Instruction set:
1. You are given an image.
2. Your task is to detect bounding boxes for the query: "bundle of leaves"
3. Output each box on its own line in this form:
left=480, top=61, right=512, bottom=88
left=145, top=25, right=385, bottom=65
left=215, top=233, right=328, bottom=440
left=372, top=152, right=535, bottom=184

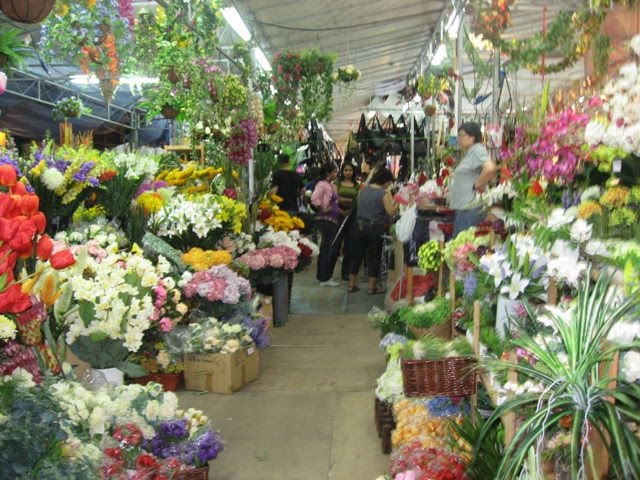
left=399, top=297, right=452, bottom=329
left=404, top=334, right=474, bottom=360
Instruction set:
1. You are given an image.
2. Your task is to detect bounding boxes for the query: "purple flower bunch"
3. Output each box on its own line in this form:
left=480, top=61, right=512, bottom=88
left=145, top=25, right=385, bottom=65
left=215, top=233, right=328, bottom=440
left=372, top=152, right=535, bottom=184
left=526, top=108, right=590, bottom=184
left=147, top=419, right=224, bottom=467
left=237, top=246, right=299, bottom=271
left=135, top=179, right=169, bottom=199
left=238, top=315, right=271, bottom=349
left=182, top=265, right=252, bottom=305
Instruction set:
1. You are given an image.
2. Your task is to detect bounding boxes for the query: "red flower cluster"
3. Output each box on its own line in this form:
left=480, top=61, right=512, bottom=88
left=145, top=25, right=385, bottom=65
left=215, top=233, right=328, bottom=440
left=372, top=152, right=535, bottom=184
left=102, top=424, right=187, bottom=480
left=0, top=164, right=76, bottom=314
left=391, top=441, right=468, bottom=480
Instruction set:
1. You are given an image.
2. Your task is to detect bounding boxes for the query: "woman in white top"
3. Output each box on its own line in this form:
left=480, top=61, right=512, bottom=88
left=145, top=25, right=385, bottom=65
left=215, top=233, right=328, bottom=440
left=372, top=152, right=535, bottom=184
left=448, top=122, right=496, bottom=238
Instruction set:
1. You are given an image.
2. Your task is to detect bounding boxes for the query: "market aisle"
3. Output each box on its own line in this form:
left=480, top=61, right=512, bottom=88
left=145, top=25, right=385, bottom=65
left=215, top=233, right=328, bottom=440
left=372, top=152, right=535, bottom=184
left=177, top=267, right=390, bottom=480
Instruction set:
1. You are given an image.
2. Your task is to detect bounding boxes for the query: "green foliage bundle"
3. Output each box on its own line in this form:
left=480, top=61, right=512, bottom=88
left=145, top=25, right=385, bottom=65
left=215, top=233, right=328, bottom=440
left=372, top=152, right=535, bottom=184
left=404, top=334, right=474, bottom=360
left=400, top=297, right=452, bottom=329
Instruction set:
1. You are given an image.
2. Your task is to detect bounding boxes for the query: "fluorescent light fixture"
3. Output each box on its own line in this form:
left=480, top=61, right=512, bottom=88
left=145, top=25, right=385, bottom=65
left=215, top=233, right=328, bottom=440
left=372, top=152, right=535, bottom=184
left=432, top=44, right=447, bottom=66
left=70, top=75, right=159, bottom=85
left=221, top=7, right=252, bottom=41
left=254, top=47, right=272, bottom=72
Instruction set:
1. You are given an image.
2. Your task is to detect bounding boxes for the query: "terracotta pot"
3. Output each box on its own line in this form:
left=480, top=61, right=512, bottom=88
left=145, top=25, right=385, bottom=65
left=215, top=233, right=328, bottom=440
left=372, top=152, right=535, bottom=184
left=166, top=66, right=180, bottom=84
left=161, top=105, right=179, bottom=120
left=0, top=0, right=55, bottom=23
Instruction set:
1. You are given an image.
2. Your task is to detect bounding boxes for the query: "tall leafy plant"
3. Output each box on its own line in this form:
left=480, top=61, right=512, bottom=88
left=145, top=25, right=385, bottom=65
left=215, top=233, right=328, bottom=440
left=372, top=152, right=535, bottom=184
left=477, top=265, right=640, bottom=479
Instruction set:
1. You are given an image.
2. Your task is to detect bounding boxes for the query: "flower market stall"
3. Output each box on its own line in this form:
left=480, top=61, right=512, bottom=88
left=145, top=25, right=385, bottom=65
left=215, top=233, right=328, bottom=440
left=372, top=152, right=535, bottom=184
left=0, top=0, right=639, bottom=479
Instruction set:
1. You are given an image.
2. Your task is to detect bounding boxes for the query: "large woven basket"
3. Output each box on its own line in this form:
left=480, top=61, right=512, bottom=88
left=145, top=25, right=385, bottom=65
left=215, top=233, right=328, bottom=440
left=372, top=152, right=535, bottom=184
left=401, top=357, right=476, bottom=397
left=182, top=464, right=209, bottom=480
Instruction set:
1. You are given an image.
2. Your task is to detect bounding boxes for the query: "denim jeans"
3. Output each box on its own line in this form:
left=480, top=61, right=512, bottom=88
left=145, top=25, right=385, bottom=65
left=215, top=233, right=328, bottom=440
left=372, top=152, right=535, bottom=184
left=453, top=207, right=485, bottom=238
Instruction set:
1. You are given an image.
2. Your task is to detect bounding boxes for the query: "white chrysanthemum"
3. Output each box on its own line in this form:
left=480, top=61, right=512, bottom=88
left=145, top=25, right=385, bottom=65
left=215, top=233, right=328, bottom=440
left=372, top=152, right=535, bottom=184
left=629, top=34, right=640, bottom=56
left=41, top=168, right=65, bottom=190
left=0, top=315, right=16, bottom=340
left=570, top=219, right=592, bottom=244
left=620, top=351, right=640, bottom=383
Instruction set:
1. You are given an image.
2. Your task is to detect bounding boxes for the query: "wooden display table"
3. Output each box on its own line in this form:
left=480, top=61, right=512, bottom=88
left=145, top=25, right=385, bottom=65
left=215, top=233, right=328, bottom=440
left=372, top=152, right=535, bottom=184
left=164, top=144, right=205, bottom=164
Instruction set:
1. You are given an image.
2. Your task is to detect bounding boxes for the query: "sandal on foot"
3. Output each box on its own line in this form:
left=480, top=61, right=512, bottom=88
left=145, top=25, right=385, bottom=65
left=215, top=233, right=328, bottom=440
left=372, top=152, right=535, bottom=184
left=347, top=286, right=360, bottom=293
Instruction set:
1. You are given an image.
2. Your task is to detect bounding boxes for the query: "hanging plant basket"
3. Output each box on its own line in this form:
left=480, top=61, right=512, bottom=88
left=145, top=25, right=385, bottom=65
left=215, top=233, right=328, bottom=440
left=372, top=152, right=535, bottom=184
left=161, top=105, right=179, bottom=120
left=96, top=69, right=119, bottom=104
left=0, top=0, right=55, bottom=23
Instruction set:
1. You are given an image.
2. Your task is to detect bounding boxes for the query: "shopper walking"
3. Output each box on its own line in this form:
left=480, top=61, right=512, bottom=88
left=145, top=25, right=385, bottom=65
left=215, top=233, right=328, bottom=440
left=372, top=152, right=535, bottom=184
left=330, top=162, right=359, bottom=281
left=311, top=162, right=341, bottom=287
left=347, top=167, right=397, bottom=295
left=448, top=122, right=496, bottom=238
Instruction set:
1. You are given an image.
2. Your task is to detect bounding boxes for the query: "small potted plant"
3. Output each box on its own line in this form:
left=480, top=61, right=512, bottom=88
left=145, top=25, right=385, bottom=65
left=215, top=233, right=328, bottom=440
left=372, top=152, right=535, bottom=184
left=130, top=341, right=185, bottom=392
left=52, top=97, right=91, bottom=121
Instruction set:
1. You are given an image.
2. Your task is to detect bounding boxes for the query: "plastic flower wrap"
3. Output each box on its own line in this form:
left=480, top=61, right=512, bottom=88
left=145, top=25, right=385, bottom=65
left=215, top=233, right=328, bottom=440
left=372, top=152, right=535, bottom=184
left=56, top=249, right=172, bottom=372
left=390, top=441, right=468, bottom=480
left=183, top=317, right=254, bottom=354
left=150, top=192, right=247, bottom=251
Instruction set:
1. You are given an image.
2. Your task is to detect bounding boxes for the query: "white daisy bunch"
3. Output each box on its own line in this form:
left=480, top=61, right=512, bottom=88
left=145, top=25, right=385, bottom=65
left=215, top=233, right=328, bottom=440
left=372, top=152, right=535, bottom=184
left=256, top=226, right=301, bottom=254
left=59, top=249, right=170, bottom=352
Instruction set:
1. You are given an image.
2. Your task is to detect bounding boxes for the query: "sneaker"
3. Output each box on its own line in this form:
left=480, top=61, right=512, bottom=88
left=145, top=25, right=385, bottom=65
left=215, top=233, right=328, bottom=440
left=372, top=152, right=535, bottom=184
left=319, top=279, right=340, bottom=287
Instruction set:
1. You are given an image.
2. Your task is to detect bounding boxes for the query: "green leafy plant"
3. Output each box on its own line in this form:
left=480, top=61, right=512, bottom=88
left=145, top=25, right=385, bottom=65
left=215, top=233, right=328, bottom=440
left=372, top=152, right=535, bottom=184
left=52, top=97, right=91, bottom=121
left=400, top=297, right=452, bottom=329
left=477, top=265, right=640, bottom=479
left=404, top=334, right=473, bottom=360
left=0, top=28, right=33, bottom=70
left=452, top=413, right=505, bottom=480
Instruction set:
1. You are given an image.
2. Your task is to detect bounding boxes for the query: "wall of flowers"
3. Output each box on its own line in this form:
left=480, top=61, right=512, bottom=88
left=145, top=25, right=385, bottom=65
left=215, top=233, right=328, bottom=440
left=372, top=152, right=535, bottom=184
left=370, top=33, right=640, bottom=480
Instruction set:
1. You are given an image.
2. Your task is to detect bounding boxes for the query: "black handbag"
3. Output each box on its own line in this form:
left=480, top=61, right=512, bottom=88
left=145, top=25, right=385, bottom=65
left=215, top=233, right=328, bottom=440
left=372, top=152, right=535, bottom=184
left=402, top=117, right=427, bottom=156
left=382, top=114, right=402, bottom=155
left=368, top=115, right=384, bottom=149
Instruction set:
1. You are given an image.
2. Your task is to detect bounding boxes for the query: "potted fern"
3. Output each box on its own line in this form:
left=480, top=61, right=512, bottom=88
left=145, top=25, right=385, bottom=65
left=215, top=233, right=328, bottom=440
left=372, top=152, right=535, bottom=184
left=0, top=29, right=32, bottom=70
left=477, top=265, right=640, bottom=479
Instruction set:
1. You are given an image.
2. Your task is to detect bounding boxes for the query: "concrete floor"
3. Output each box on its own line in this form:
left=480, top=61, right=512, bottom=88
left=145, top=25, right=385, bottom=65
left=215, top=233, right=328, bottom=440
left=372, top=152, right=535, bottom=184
left=177, top=263, right=391, bottom=480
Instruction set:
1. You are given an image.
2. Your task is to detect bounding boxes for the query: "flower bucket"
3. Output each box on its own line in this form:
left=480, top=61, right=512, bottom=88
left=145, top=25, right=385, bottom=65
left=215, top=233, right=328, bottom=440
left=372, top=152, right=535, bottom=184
left=89, top=367, right=124, bottom=387
left=496, top=295, right=523, bottom=339
left=272, top=275, right=289, bottom=327
left=132, top=373, right=182, bottom=392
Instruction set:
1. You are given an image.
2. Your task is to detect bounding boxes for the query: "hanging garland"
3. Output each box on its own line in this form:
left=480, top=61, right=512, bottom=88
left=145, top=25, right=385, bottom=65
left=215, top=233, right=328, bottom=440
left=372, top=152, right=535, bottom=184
left=468, top=0, right=606, bottom=75
left=497, top=10, right=605, bottom=74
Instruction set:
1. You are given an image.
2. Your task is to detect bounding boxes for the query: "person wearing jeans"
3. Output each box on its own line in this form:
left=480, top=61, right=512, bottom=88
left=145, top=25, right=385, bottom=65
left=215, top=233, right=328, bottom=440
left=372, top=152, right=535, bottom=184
left=311, top=162, right=341, bottom=287
left=347, top=167, right=398, bottom=295
left=448, top=122, right=496, bottom=238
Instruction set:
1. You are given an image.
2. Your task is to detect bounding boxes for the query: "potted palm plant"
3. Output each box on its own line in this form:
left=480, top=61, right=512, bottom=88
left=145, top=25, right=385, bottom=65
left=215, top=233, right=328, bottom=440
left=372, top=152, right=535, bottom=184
left=477, top=265, right=640, bottom=479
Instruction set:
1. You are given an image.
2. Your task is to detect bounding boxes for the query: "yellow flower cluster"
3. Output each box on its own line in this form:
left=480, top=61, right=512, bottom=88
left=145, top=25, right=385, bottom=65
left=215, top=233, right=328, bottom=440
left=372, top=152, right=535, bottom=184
left=156, top=163, right=223, bottom=189
left=264, top=209, right=305, bottom=232
left=391, top=399, right=471, bottom=459
left=215, top=194, right=247, bottom=233
left=72, top=205, right=106, bottom=223
left=577, top=200, right=603, bottom=220
left=600, top=186, right=629, bottom=209
left=136, top=191, right=165, bottom=214
left=182, top=248, right=232, bottom=271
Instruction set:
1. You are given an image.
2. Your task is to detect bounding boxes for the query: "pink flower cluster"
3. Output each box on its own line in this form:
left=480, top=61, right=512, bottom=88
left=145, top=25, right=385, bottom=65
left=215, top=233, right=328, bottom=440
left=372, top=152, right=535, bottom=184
left=237, top=246, right=299, bottom=271
left=453, top=243, right=476, bottom=274
left=151, top=282, right=172, bottom=333
left=182, top=265, right=251, bottom=305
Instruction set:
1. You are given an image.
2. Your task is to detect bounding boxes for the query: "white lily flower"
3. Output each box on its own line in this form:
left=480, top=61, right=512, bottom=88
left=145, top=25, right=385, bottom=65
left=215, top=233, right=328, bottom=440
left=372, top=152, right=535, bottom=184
left=500, top=273, right=530, bottom=300
left=570, top=219, right=592, bottom=244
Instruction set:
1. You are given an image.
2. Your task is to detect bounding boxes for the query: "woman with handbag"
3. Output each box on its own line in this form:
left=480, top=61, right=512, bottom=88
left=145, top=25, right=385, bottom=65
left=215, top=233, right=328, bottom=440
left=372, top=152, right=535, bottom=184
left=311, top=162, right=341, bottom=287
left=448, top=122, right=496, bottom=238
left=347, top=167, right=398, bottom=295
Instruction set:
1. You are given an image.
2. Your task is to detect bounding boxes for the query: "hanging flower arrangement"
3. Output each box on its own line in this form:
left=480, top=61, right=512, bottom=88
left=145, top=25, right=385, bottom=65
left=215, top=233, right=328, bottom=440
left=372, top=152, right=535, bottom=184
left=335, top=65, right=361, bottom=83
left=469, top=0, right=514, bottom=45
left=39, top=0, right=134, bottom=82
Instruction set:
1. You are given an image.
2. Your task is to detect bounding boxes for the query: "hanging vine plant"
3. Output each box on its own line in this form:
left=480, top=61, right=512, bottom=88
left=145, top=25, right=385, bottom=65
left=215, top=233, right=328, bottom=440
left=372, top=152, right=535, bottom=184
left=497, top=9, right=606, bottom=75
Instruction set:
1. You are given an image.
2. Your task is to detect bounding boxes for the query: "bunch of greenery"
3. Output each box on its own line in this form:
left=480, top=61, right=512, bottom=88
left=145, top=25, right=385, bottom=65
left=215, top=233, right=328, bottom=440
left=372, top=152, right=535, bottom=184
left=399, top=297, right=452, bottom=329
left=0, top=375, right=98, bottom=479
left=404, top=334, right=474, bottom=360
left=368, top=307, right=409, bottom=337
left=477, top=266, right=640, bottom=478
left=0, top=29, right=33, bottom=70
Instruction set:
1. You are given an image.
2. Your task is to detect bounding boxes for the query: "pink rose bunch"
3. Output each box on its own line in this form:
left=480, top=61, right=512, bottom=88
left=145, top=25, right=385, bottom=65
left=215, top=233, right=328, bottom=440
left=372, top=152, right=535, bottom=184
left=182, top=265, right=251, bottom=305
left=237, top=246, right=299, bottom=272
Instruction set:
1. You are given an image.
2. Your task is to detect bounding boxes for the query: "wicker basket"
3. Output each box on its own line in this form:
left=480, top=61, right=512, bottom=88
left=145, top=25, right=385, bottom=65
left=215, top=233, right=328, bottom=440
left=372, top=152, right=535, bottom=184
left=401, top=357, right=476, bottom=397
left=409, top=321, right=451, bottom=340
left=182, top=464, right=209, bottom=480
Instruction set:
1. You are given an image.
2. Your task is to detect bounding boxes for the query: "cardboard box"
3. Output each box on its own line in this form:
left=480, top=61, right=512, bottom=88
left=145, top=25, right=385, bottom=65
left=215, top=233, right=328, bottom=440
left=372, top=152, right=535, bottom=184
left=184, top=346, right=259, bottom=394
